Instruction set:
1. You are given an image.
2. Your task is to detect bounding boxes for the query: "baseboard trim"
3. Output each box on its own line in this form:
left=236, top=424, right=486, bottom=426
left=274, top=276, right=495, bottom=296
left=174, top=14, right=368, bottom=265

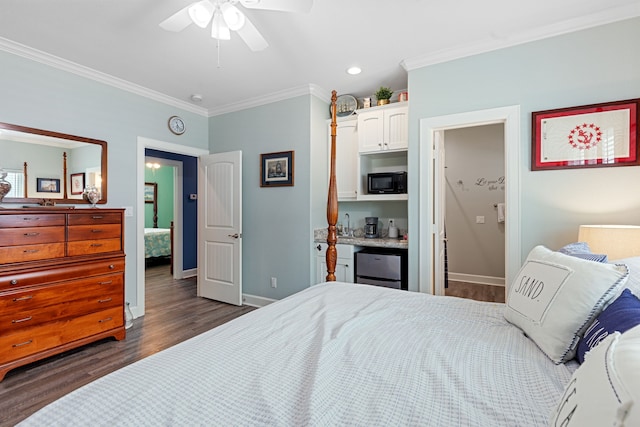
left=242, top=294, right=276, bottom=308
left=449, top=272, right=505, bottom=287
left=181, top=268, right=197, bottom=279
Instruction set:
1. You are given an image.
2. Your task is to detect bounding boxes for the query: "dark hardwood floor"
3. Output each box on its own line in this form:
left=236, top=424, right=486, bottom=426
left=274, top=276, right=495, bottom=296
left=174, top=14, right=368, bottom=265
left=445, top=280, right=506, bottom=303
left=0, top=264, right=255, bottom=426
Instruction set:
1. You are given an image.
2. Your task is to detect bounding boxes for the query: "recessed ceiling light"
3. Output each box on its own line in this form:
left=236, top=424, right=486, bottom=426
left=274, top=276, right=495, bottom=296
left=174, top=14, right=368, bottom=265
left=346, top=66, right=362, bottom=75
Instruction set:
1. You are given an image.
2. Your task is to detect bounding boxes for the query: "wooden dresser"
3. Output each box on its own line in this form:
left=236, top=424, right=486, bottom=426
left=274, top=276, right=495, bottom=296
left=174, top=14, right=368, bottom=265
left=0, top=208, right=125, bottom=381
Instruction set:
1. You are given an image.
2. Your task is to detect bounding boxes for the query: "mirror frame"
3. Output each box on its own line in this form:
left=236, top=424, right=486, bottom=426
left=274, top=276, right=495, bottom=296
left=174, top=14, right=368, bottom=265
left=0, top=121, right=107, bottom=205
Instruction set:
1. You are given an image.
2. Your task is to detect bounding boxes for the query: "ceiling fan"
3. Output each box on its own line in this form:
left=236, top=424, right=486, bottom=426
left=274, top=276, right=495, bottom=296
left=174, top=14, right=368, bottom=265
left=160, top=0, right=313, bottom=52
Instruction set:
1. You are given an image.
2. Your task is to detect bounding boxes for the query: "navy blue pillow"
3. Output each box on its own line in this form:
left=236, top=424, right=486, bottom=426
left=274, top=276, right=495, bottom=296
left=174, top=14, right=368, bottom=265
left=576, top=289, right=640, bottom=363
left=558, top=242, right=608, bottom=263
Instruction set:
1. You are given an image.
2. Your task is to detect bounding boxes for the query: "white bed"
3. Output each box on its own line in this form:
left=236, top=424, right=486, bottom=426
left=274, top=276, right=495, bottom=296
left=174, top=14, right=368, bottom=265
left=18, top=282, right=575, bottom=426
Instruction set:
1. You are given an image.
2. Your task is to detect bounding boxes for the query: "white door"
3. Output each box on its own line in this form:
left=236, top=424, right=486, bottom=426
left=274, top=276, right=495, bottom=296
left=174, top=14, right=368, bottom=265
left=197, top=151, right=242, bottom=305
left=433, top=130, right=446, bottom=296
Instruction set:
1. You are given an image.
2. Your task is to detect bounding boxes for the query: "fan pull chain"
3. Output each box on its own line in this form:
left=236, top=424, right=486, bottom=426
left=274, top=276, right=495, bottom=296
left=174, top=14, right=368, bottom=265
left=216, top=39, right=222, bottom=68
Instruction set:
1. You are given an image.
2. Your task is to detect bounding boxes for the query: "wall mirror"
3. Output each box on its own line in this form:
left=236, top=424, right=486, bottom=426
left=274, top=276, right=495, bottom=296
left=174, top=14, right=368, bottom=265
left=0, top=122, right=107, bottom=205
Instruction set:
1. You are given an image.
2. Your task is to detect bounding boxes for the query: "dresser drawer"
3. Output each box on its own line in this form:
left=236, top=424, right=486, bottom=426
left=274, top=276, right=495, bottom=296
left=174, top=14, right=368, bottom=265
left=0, top=258, right=125, bottom=291
left=67, top=238, right=122, bottom=256
left=0, top=243, right=65, bottom=264
left=0, top=226, right=65, bottom=247
left=0, top=214, right=65, bottom=228
left=68, top=224, right=121, bottom=241
left=68, top=213, right=121, bottom=226
left=0, top=307, right=123, bottom=365
left=0, top=273, right=123, bottom=332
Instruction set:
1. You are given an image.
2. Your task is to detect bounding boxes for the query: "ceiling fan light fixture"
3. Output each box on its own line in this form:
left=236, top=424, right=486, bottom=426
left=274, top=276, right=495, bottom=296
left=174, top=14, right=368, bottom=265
left=221, top=3, right=246, bottom=31
left=211, top=10, right=231, bottom=40
left=188, top=0, right=215, bottom=28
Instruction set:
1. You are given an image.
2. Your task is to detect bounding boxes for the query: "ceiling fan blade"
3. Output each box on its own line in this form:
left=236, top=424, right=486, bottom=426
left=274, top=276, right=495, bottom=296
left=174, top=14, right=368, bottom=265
left=239, top=0, right=313, bottom=13
left=236, top=15, right=268, bottom=51
left=159, top=4, right=195, bottom=32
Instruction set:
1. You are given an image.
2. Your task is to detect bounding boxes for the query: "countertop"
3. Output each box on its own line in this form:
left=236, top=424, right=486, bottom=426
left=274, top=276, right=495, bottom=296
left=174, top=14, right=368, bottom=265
left=314, top=229, right=407, bottom=249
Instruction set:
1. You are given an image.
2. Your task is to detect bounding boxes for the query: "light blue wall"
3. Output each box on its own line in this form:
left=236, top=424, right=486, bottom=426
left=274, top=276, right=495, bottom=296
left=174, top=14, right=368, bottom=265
left=0, top=50, right=209, bottom=309
left=407, top=17, right=640, bottom=287
left=210, top=95, right=325, bottom=299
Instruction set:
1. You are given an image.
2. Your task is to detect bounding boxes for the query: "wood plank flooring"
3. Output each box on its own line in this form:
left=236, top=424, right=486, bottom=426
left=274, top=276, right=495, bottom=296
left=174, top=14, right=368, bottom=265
left=0, top=264, right=255, bottom=426
left=445, top=280, right=506, bottom=303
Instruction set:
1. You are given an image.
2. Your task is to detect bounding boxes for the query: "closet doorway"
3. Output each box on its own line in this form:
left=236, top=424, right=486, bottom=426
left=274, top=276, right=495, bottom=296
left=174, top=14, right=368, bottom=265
left=418, top=105, right=521, bottom=298
left=442, top=124, right=506, bottom=302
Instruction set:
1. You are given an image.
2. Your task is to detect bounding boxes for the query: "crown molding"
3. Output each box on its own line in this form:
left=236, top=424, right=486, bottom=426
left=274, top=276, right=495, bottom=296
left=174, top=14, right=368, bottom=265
left=207, top=83, right=331, bottom=117
left=0, top=36, right=209, bottom=116
left=401, top=4, right=640, bottom=71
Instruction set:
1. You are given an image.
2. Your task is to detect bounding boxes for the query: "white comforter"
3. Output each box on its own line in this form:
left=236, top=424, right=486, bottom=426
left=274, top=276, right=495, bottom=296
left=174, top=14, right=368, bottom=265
left=20, top=282, right=574, bottom=426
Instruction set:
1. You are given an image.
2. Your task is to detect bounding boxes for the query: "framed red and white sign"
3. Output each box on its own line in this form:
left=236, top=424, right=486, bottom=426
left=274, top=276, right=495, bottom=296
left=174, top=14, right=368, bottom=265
left=531, top=98, right=639, bottom=170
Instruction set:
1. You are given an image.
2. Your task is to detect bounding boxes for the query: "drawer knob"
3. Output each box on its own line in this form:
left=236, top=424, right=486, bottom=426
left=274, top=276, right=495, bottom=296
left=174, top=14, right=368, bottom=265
left=13, top=295, right=33, bottom=302
left=24, top=232, right=40, bottom=237
left=23, top=217, right=40, bottom=221
left=10, top=279, right=18, bottom=285
left=12, top=316, right=33, bottom=324
left=108, top=264, right=115, bottom=270
left=12, top=340, right=33, bottom=348
left=99, top=317, right=113, bottom=323
left=98, top=280, right=113, bottom=285
left=90, top=243, right=103, bottom=247
left=98, top=298, right=113, bottom=303
left=23, top=249, right=39, bottom=254
left=92, top=215, right=104, bottom=219
left=91, top=229, right=103, bottom=233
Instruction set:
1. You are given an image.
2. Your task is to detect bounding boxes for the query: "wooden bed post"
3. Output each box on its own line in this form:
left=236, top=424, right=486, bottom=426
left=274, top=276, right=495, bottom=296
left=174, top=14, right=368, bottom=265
left=326, top=90, right=338, bottom=281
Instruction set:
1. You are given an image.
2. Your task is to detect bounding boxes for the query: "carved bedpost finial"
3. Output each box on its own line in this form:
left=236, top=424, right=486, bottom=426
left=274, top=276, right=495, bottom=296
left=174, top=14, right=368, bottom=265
left=326, top=90, right=338, bottom=281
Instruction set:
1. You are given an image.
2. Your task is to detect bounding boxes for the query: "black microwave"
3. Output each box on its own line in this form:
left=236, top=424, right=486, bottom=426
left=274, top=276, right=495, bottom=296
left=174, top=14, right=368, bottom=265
left=368, top=172, right=407, bottom=194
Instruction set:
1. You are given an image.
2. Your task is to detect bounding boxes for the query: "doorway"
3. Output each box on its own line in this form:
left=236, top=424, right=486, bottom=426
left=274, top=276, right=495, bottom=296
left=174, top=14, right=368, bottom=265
left=135, top=137, right=209, bottom=318
left=144, top=156, right=180, bottom=273
left=442, top=124, right=506, bottom=302
left=418, top=105, right=521, bottom=297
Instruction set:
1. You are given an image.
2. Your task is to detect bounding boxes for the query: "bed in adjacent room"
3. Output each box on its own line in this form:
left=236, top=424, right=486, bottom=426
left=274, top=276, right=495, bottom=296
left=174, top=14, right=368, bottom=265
left=144, top=227, right=172, bottom=259
left=17, top=92, right=640, bottom=426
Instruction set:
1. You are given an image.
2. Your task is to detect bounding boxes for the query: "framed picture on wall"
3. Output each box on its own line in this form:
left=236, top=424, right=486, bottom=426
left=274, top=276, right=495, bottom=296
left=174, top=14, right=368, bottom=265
left=531, top=98, right=640, bottom=170
left=36, top=178, right=60, bottom=193
left=260, top=150, right=294, bottom=187
left=70, top=172, right=85, bottom=195
left=144, top=182, right=157, bottom=203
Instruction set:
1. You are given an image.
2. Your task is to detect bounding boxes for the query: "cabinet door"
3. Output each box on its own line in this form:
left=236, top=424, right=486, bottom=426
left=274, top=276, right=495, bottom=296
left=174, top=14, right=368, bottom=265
left=314, top=243, right=354, bottom=283
left=357, top=111, right=384, bottom=153
left=316, top=258, right=352, bottom=283
left=335, top=259, right=352, bottom=283
left=384, top=107, right=408, bottom=150
left=330, top=119, right=358, bottom=200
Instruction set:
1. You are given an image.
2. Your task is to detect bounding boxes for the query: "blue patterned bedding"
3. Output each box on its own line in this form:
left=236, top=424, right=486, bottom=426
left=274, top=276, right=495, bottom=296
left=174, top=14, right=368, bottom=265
left=144, top=228, right=171, bottom=258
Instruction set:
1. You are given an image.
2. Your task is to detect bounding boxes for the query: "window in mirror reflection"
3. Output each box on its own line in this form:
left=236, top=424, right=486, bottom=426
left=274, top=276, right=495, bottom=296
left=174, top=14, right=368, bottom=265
left=4, top=169, right=24, bottom=198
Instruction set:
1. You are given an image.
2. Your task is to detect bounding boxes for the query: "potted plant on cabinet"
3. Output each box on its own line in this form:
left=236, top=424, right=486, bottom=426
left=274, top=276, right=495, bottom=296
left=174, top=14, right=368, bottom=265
left=375, top=86, right=393, bottom=106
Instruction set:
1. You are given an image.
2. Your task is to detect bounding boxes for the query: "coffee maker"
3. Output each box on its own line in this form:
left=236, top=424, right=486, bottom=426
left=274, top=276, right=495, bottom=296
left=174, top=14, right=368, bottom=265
left=364, top=217, right=379, bottom=238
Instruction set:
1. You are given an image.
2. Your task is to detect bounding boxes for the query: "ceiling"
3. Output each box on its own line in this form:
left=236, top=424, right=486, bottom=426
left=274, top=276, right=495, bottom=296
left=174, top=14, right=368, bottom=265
left=1, top=0, right=639, bottom=116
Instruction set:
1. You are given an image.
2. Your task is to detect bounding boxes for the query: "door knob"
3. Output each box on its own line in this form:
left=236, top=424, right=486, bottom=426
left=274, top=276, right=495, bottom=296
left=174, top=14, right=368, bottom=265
left=228, top=233, right=239, bottom=239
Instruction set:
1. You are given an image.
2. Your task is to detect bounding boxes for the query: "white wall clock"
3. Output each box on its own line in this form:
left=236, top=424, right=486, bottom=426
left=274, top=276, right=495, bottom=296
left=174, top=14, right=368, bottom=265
left=168, top=115, right=186, bottom=135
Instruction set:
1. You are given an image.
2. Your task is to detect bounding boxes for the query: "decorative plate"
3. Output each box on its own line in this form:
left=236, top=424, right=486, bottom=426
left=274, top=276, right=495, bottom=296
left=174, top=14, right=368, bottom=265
left=334, top=95, right=358, bottom=117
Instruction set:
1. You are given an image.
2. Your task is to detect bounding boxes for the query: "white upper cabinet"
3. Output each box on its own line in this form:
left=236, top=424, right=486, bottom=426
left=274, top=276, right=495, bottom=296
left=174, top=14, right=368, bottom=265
left=357, top=104, right=408, bottom=153
left=328, top=118, right=359, bottom=200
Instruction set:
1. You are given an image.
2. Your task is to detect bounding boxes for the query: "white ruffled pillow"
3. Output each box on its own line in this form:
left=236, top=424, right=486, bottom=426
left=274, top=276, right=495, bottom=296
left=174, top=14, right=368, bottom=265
left=550, top=325, right=640, bottom=426
left=504, top=245, right=628, bottom=363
